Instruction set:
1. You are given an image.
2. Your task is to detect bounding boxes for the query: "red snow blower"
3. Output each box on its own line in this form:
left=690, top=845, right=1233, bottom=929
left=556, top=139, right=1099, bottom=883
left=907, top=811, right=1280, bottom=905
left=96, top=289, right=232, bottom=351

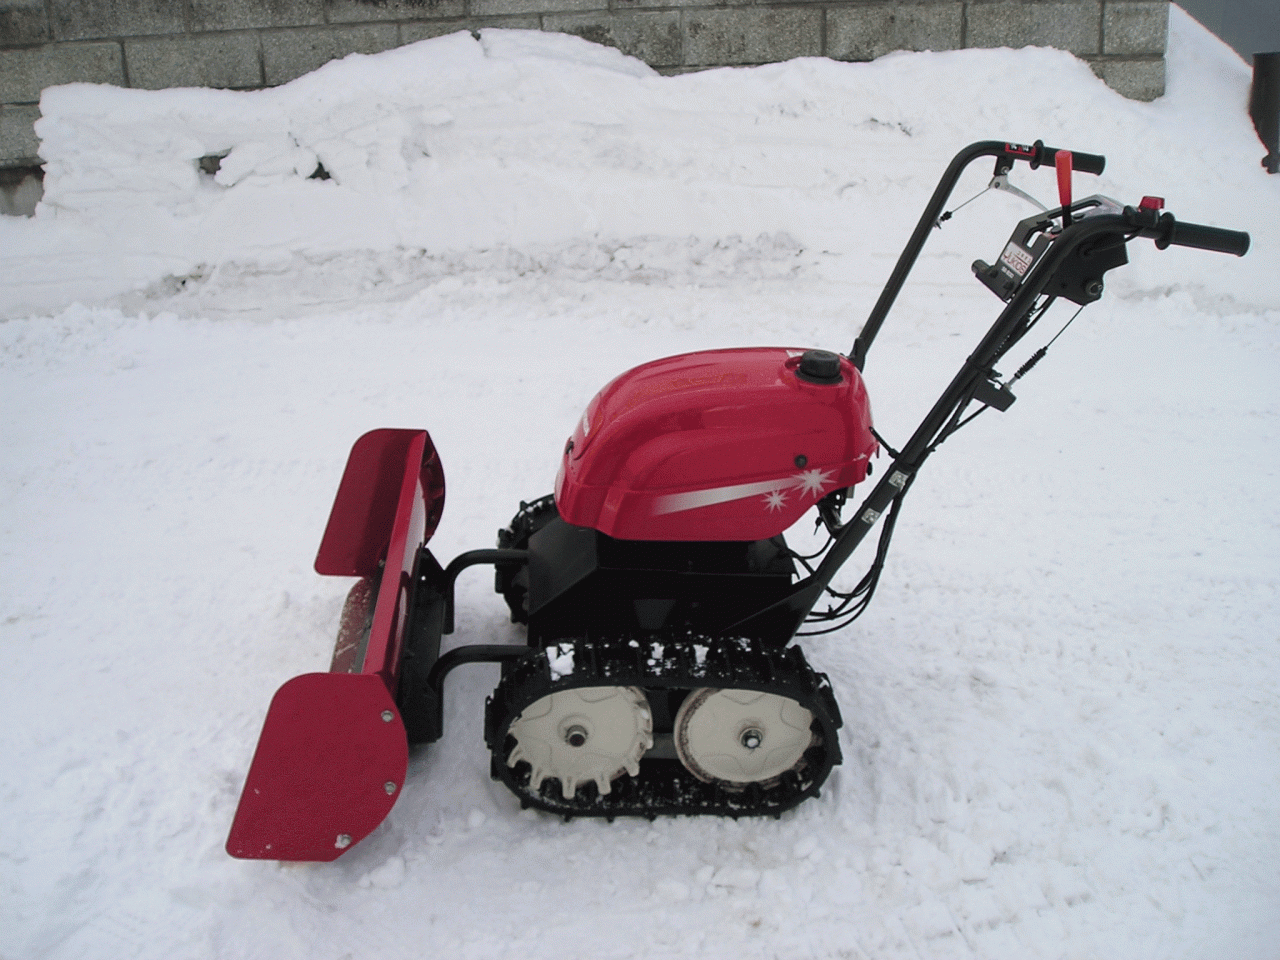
left=227, top=140, right=1249, bottom=861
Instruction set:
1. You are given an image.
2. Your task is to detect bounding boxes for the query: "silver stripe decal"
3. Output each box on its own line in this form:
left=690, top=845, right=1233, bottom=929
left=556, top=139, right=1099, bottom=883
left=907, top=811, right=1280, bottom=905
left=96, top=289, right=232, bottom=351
left=651, top=465, right=852, bottom=516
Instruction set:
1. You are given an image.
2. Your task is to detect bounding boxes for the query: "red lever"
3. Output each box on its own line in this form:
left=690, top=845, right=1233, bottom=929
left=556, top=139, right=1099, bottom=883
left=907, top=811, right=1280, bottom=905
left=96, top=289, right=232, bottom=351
left=1139, top=196, right=1165, bottom=211
left=1055, top=150, right=1073, bottom=222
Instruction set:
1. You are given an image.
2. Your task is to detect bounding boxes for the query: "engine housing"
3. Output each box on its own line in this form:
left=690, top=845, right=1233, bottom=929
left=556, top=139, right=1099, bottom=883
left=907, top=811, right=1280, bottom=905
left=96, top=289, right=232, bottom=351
left=554, top=348, right=877, bottom=541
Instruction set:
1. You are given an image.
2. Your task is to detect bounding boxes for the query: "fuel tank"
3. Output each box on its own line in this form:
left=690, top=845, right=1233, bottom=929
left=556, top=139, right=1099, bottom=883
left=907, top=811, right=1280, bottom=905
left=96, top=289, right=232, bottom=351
left=554, top=348, right=877, bottom=541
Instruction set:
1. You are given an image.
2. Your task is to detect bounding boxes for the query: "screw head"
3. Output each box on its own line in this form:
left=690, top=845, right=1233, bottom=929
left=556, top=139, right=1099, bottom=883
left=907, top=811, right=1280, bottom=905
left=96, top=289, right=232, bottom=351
left=384, top=781, right=397, bottom=795
left=335, top=834, right=352, bottom=849
left=740, top=728, right=763, bottom=750
left=381, top=710, right=394, bottom=723
left=564, top=724, right=589, bottom=748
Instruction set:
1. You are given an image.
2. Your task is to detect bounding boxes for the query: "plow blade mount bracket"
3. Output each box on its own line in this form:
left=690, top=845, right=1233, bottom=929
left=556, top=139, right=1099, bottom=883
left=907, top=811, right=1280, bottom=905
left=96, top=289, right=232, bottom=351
left=226, top=673, right=409, bottom=861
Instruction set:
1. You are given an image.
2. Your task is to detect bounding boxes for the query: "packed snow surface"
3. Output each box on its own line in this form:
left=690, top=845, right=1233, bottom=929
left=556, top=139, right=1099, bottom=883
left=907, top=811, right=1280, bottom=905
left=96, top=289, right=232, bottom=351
left=2, top=8, right=1278, bottom=959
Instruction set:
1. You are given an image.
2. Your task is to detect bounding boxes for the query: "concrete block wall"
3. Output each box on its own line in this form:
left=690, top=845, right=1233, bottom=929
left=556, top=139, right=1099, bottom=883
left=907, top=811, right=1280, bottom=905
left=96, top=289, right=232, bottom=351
left=1, top=0, right=1168, bottom=169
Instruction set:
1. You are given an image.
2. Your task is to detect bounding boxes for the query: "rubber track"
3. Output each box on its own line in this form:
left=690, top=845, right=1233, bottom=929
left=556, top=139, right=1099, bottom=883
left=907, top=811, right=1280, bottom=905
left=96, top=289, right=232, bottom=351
left=484, top=634, right=843, bottom=819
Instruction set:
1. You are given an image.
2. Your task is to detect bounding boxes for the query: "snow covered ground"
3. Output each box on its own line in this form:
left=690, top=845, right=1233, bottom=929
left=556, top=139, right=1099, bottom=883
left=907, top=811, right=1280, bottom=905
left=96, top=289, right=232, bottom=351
left=1, top=7, right=1277, bottom=959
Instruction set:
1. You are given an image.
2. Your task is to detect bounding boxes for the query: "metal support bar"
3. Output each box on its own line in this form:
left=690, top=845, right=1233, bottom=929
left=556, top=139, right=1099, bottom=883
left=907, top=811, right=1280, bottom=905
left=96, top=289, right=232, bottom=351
left=850, top=142, right=1027, bottom=369
left=425, top=644, right=534, bottom=700
left=442, top=548, right=528, bottom=632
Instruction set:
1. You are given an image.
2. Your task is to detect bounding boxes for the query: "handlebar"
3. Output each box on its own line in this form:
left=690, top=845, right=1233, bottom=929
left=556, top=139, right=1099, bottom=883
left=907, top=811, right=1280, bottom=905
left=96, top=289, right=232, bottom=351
left=853, top=138, right=1108, bottom=369
left=1054, top=148, right=1106, bottom=176
left=1000, top=140, right=1106, bottom=175
left=1117, top=205, right=1251, bottom=257
left=1153, top=213, right=1251, bottom=256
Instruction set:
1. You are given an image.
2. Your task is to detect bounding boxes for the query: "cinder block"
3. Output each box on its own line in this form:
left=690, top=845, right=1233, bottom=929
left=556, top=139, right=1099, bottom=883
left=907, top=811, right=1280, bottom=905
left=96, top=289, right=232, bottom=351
left=0, top=42, right=125, bottom=102
left=126, top=33, right=264, bottom=90
left=827, top=3, right=962, bottom=61
left=1103, top=1, right=1167, bottom=55
left=627, top=0, right=750, bottom=8
left=399, top=17, right=540, bottom=43
left=0, top=102, right=39, bottom=163
left=400, top=19, right=470, bottom=43
left=1, top=0, right=50, bottom=45
left=965, top=1, right=1101, bottom=56
left=1093, top=55, right=1163, bottom=99
left=262, top=24, right=400, bottom=84
left=328, top=0, right=466, bottom=24
left=190, top=0, right=325, bottom=32
left=471, top=0, right=600, bottom=18
left=50, top=0, right=185, bottom=42
left=684, top=8, right=821, bottom=65
left=543, top=12, right=681, bottom=66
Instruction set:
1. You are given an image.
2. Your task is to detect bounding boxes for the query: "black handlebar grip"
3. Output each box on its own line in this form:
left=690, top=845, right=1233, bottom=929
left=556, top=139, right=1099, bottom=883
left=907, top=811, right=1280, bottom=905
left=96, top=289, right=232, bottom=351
left=1158, top=217, right=1251, bottom=256
left=1065, top=150, right=1106, bottom=175
left=1030, top=141, right=1106, bottom=174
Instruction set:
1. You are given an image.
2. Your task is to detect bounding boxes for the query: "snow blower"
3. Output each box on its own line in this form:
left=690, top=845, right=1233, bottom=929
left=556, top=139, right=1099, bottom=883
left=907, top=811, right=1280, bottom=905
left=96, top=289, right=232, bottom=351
left=227, top=140, right=1249, bottom=861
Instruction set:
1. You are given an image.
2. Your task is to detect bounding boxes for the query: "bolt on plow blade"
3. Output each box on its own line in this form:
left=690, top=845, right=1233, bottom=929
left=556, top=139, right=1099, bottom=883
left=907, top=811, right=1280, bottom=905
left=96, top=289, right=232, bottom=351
left=225, top=673, right=408, bottom=861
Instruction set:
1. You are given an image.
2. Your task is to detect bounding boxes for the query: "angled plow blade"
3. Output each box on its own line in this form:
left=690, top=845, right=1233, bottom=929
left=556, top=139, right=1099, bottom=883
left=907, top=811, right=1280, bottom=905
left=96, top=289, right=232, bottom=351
left=228, top=429, right=444, bottom=861
left=225, top=673, right=408, bottom=861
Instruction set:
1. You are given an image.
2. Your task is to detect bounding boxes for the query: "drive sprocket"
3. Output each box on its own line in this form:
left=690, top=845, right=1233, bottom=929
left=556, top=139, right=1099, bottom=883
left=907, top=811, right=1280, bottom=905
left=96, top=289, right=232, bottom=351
left=506, top=685, right=653, bottom=798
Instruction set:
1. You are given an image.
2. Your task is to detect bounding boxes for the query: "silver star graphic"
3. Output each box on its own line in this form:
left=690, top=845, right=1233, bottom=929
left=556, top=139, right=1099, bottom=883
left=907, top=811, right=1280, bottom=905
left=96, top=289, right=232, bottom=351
left=793, top=468, right=834, bottom=498
left=762, top=489, right=789, bottom=512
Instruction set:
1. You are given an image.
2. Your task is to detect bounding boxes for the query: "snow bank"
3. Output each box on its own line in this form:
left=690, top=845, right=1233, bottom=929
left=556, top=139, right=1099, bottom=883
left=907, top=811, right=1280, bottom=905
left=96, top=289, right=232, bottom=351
left=1, top=14, right=1276, bottom=319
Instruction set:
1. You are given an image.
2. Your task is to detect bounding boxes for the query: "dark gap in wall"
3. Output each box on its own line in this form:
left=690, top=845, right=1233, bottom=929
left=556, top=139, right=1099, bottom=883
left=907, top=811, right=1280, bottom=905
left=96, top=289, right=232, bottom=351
left=197, top=152, right=229, bottom=176
left=0, top=164, right=43, bottom=217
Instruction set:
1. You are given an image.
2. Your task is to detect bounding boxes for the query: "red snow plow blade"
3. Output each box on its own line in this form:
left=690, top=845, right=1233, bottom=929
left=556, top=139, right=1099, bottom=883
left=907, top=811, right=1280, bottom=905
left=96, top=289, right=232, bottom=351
left=227, top=429, right=444, bottom=861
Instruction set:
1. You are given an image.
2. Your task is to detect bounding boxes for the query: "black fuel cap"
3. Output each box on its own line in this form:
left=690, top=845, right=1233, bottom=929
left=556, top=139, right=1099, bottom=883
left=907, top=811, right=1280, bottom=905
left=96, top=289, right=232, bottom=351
left=797, top=350, right=843, bottom=384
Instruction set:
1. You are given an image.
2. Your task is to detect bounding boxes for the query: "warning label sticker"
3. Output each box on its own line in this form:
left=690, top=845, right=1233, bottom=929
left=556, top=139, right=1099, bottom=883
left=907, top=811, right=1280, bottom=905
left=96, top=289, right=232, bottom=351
left=999, top=241, right=1034, bottom=277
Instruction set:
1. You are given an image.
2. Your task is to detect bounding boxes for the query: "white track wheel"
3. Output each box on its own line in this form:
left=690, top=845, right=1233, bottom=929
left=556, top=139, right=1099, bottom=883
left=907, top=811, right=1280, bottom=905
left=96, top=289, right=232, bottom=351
left=506, top=686, right=653, bottom=798
left=674, top=687, right=815, bottom=787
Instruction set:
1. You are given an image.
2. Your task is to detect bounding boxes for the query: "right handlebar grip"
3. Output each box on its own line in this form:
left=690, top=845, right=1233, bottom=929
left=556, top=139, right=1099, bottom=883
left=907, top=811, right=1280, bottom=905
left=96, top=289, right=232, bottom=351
left=1033, top=141, right=1106, bottom=175
left=1158, top=217, right=1251, bottom=256
left=1068, top=151, right=1106, bottom=175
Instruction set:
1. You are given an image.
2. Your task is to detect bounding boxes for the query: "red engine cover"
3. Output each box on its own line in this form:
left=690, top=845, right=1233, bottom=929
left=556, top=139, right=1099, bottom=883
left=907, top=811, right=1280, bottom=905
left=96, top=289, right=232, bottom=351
left=555, top=348, right=877, bottom=541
